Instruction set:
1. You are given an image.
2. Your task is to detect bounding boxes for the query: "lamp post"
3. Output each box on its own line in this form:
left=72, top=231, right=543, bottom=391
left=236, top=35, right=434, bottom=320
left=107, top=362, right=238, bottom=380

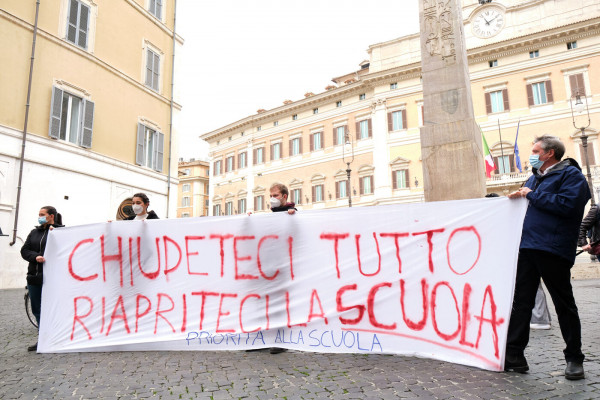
left=342, top=131, right=355, bottom=207
left=570, top=91, right=594, bottom=205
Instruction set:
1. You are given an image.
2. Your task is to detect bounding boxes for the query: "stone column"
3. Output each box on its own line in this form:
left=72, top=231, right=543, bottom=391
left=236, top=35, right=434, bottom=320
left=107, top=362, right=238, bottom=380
left=419, top=0, right=486, bottom=201
left=371, top=99, right=392, bottom=199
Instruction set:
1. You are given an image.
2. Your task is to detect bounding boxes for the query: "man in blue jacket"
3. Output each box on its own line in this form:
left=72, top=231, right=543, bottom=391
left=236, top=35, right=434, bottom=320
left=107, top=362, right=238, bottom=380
left=505, top=135, right=589, bottom=380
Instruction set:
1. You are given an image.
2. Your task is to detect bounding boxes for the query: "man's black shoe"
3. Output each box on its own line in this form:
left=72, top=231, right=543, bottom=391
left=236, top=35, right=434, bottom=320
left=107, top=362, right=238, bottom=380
left=269, top=347, right=287, bottom=354
left=565, top=361, right=585, bottom=380
left=504, top=353, right=529, bottom=373
left=27, top=342, right=37, bottom=352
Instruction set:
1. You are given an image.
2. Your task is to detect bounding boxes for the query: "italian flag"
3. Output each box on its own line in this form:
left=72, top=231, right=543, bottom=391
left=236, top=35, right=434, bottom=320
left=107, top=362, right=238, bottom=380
left=482, top=130, right=496, bottom=178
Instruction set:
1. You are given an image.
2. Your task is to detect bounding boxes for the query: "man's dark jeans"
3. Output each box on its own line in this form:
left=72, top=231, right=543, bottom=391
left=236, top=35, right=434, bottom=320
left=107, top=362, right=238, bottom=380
left=506, top=249, right=584, bottom=363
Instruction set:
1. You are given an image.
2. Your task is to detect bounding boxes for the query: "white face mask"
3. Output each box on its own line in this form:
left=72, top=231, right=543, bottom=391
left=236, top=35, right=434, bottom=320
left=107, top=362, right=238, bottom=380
left=270, top=197, right=281, bottom=208
left=132, top=204, right=144, bottom=215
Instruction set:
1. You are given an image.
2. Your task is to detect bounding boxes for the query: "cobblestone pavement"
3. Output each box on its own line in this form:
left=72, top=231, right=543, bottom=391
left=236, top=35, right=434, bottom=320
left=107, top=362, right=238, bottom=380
left=0, top=279, right=598, bottom=399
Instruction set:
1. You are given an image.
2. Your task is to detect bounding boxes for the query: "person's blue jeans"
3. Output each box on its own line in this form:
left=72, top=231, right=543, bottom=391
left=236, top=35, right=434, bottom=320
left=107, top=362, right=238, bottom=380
left=27, top=284, right=42, bottom=327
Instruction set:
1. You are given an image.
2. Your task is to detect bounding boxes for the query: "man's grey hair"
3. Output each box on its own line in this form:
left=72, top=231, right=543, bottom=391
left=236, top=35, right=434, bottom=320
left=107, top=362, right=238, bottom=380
left=533, top=135, right=565, bottom=161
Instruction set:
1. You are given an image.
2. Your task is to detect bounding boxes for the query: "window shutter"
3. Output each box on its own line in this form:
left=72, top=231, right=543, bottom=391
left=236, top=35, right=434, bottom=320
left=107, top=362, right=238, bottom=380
left=344, top=125, right=348, bottom=143
left=356, top=121, right=360, bottom=140
left=153, top=53, right=160, bottom=91
left=253, top=149, right=257, bottom=165
left=232, top=155, right=235, bottom=170
left=270, top=144, right=274, bottom=161
left=155, top=132, right=164, bottom=172
left=299, top=137, right=303, bottom=154
left=359, top=177, right=364, bottom=195
left=289, top=139, right=292, bottom=157
left=49, top=86, right=63, bottom=139
left=136, top=123, right=145, bottom=165
left=509, top=154, right=515, bottom=173
left=371, top=175, right=374, bottom=192
left=310, top=134, right=314, bottom=151
left=485, top=92, right=492, bottom=114
left=312, top=186, right=315, bottom=202
left=78, top=3, right=89, bottom=49
left=576, top=74, right=585, bottom=96
left=238, top=153, right=242, bottom=168
left=79, top=99, right=94, bottom=148
left=333, top=128, right=338, bottom=146
left=392, top=171, right=397, bottom=189
left=238, top=200, right=241, bottom=214
left=545, top=81, right=553, bottom=103
left=569, top=75, right=578, bottom=97
left=402, top=109, right=407, bottom=130
left=526, top=84, right=534, bottom=106
left=67, top=0, right=78, bottom=43
left=493, top=157, right=499, bottom=174
left=406, top=169, right=410, bottom=187
left=387, top=112, right=393, bottom=132
left=335, top=182, right=340, bottom=199
left=254, top=196, right=257, bottom=211
left=502, top=89, right=510, bottom=111
left=299, top=189, right=302, bottom=204
left=213, top=161, right=217, bottom=176
left=368, top=119, right=373, bottom=138
left=156, top=0, right=163, bottom=20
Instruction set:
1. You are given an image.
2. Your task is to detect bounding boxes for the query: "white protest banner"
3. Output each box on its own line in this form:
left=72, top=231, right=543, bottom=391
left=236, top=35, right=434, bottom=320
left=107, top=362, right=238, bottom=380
left=39, top=198, right=527, bottom=371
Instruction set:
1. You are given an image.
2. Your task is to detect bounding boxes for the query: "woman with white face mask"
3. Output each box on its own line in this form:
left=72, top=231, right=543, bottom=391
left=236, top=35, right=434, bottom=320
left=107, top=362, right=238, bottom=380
left=125, top=193, right=159, bottom=220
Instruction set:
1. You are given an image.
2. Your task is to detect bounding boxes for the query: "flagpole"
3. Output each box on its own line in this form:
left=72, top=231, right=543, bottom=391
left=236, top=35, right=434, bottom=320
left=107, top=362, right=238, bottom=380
left=514, top=119, right=522, bottom=173
left=498, top=119, right=505, bottom=173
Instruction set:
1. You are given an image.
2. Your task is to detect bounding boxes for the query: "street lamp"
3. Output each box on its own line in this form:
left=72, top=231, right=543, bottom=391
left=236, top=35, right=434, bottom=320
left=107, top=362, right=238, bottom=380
left=570, top=91, right=594, bottom=205
left=342, top=131, right=355, bottom=207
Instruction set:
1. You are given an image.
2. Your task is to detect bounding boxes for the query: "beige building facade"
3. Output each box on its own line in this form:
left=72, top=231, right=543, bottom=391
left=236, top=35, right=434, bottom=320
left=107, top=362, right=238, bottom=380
left=0, top=0, right=182, bottom=288
left=177, top=159, right=210, bottom=217
left=201, top=0, right=600, bottom=215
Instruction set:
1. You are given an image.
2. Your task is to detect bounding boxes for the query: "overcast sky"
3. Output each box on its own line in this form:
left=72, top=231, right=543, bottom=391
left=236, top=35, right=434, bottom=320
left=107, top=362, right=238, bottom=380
left=176, top=1, right=420, bottom=160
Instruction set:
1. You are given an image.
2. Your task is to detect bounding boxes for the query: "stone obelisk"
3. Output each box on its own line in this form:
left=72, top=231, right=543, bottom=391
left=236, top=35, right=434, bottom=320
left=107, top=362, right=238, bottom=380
left=419, top=0, right=486, bottom=201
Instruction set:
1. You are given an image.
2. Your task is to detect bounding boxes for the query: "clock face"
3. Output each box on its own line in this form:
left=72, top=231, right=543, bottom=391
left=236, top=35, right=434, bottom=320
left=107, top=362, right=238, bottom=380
left=472, top=7, right=505, bottom=39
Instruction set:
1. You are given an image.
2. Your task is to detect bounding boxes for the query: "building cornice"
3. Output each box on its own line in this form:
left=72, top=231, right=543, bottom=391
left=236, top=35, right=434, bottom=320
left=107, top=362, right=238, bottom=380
left=124, top=0, right=184, bottom=44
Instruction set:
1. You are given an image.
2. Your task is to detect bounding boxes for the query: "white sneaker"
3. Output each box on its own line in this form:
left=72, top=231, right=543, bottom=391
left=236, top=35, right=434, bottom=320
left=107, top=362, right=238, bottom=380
left=530, top=323, right=551, bottom=330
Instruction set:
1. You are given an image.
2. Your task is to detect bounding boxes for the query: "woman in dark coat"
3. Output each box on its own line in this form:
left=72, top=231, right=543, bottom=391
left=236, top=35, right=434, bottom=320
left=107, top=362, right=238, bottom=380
left=20, top=206, right=64, bottom=351
left=577, top=204, right=600, bottom=254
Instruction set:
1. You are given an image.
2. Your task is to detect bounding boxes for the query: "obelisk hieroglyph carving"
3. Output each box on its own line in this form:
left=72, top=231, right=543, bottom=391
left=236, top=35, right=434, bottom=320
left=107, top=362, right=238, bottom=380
left=419, top=0, right=486, bottom=201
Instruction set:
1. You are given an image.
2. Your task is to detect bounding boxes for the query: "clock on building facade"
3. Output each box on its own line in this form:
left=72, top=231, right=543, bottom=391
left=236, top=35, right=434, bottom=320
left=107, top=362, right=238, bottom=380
left=472, top=5, right=506, bottom=39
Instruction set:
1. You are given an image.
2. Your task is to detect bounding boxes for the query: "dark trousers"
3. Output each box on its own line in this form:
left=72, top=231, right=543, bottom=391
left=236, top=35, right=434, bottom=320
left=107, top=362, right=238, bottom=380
left=506, top=249, right=584, bottom=363
left=27, top=284, right=42, bottom=327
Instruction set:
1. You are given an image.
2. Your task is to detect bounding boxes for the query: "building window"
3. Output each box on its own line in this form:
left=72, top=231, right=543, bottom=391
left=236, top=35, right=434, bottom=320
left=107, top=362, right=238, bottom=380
left=494, top=155, right=514, bottom=174
left=238, top=198, right=246, bottom=214
left=387, top=110, right=406, bottom=131
left=206, top=169, right=210, bottom=176
left=359, top=176, right=373, bottom=195
left=290, top=137, right=302, bottom=156
left=135, top=123, right=164, bottom=172
left=225, top=155, right=235, bottom=172
left=182, top=184, right=190, bottom=192
left=313, top=108, right=319, bottom=115
left=273, top=121, right=278, bottom=127
left=312, top=184, right=324, bottom=202
left=254, top=147, right=265, bottom=164
left=182, top=196, right=190, bottom=207
left=390, top=83, right=398, bottom=90
left=336, top=101, right=342, bottom=108
left=569, top=73, right=586, bottom=97
left=489, top=60, right=498, bottom=68
left=392, top=170, right=409, bottom=189
left=334, top=126, right=346, bottom=146
left=145, top=48, right=160, bottom=92
left=228, top=136, right=232, bottom=141
left=213, top=204, right=221, bottom=216
left=357, top=119, right=371, bottom=140
left=225, top=201, right=233, bottom=216
left=359, top=93, right=366, bottom=100
left=257, top=126, right=261, bottom=132
left=292, top=188, right=302, bottom=205
left=526, top=81, right=553, bottom=106
left=484, top=89, right=509, bottom=114
left=567, top=41, right=577, bottom=50
left=238, top=152, right=247, bottom=169
left=254, top=195, right=264, bottom=211
left=292, top=114, right=298, bottom=120
left=182, top=212, right=189, bottom=218
left=271, top=142, right=281, bottom=161
left=213, top=160, right=222, bottom=175
left=183, top=168, right=190, bottom=175
left=48, top=87, right=95, bottom=148
left=66, top=0, right=90, bottom=49
left=148, top=0, right=162, bottom=20
left=529, top=50, right=539, bottom=58
left=336, top=181, right=348, bottom=199
left=311, top=132, right=323, bottom=151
